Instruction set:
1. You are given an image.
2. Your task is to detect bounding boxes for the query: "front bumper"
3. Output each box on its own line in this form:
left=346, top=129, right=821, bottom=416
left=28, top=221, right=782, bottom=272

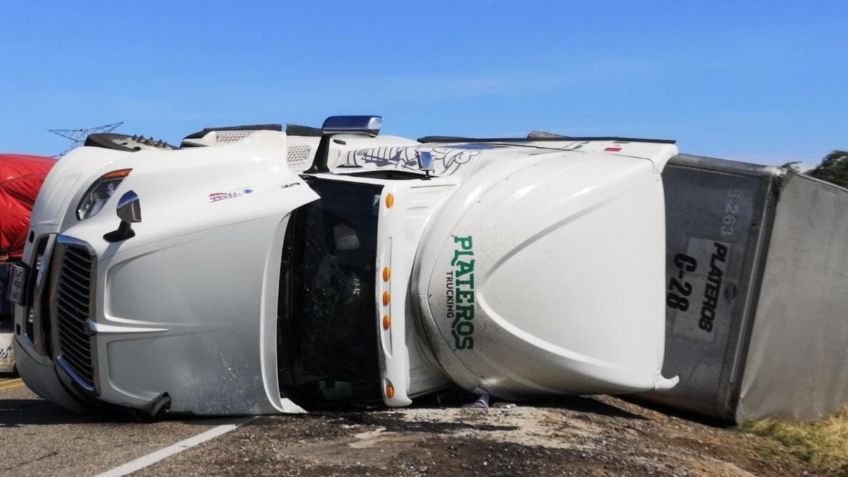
left=15, top=335, right=93, bottom=413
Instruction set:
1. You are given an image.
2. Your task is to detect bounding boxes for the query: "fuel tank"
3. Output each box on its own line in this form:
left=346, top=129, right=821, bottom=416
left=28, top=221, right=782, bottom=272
left=413, top=150, right=679, bottom=399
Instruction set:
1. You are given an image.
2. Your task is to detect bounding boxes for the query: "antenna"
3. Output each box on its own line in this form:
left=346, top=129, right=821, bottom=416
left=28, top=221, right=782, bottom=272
left=49, top=121, right=124, bottom=156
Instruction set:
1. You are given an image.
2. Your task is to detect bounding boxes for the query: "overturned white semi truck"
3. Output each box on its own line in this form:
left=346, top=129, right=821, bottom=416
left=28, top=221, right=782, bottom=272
left=10, top=116, right=679, bottom=415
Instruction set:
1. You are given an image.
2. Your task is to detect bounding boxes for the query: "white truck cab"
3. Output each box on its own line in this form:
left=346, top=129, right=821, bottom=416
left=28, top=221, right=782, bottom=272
left=12, top=116, right=678, bottom=415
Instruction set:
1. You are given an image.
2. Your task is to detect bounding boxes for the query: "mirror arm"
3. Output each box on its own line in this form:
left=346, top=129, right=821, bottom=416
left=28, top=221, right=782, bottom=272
left=305, top=133, right=332, bottom=174
left=103, top=221, right=136, bottom=243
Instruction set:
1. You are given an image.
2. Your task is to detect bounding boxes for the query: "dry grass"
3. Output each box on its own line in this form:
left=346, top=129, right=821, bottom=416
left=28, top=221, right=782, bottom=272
left=740, top=406, right=848, bottom=475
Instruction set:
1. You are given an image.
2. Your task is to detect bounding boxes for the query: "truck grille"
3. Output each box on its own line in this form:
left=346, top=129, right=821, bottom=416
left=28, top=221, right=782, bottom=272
left=54, top=244, right=95, bottom=387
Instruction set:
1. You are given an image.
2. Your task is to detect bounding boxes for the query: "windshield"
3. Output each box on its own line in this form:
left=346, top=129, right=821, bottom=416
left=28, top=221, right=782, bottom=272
left=278, top=178, right=383, bottom=408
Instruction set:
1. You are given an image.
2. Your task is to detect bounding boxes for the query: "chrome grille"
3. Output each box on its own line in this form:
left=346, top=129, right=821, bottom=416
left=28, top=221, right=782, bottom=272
left=55, top=244, right=95, bottom=387
left=24, top=236, right=50, bottom=342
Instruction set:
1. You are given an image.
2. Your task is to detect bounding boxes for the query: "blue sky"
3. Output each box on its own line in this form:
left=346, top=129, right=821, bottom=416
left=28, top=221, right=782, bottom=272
left=1, top=1, right=846, bottom=164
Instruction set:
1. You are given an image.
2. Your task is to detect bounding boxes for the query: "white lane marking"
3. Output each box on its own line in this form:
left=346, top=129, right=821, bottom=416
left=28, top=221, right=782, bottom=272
left=94, top=423, right=241, bottom=477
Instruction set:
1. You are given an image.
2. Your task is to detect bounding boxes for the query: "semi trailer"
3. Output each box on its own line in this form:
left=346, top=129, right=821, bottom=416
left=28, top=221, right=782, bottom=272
left=645, top=154, right=848, bottom=423
left=11, top=116, right=679, bottom=415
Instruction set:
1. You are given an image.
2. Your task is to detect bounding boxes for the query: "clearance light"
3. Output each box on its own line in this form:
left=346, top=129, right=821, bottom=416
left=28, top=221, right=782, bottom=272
left=385, top=193, right=394, bottom=208
left=382, top=291, right=391, bottom=306
left=382, top=267, right=391, bottom=282
left=383, top=315, right=391, bottom=330
left=385, top=383, right=395, bottom=399
left=101, top=168, right=133, bottom=180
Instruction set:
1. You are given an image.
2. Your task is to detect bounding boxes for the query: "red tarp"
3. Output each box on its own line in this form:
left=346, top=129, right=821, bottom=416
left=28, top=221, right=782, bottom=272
left=1, top=154, right=55, bottom=262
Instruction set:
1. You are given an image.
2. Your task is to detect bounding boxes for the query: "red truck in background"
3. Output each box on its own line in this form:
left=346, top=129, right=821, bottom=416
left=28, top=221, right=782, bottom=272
left=1, top=153, right=55, bottom=372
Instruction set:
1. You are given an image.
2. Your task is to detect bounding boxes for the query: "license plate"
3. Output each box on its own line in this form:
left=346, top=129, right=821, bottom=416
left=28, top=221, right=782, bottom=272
left=6, top=263, right=28, bottom=305
left=0, top=333, right=13, bottom=373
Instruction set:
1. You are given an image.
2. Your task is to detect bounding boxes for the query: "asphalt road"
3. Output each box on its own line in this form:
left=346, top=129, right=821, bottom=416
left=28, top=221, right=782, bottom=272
left=0, top=375, right=238, bottom=476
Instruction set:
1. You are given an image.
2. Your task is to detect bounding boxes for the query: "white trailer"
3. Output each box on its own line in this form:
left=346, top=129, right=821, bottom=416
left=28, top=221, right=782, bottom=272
left=11, top=117, right=677, bottom=415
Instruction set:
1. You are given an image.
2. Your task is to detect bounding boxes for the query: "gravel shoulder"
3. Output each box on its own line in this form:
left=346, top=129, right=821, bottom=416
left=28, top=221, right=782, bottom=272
left=2, top=378, right=837, bottom=476
left=138, top=395, right=830, bottom=477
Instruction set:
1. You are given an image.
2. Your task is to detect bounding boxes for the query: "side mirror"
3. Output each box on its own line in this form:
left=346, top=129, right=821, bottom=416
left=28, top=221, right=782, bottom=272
left=104, top=191, right=141, bottom=243
left=418, top=151, right=434, bottom=179
left=321, top=116, right=383, bottom=136
left=117, top=191, right=142, bottom=223
left=308, top=115, right=384, bottom=173
left=417, top=151, right=434, bottom=172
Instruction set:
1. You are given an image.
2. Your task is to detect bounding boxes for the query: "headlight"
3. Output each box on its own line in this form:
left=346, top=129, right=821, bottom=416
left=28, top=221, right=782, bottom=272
left=76, top=169, right=133, bottom=220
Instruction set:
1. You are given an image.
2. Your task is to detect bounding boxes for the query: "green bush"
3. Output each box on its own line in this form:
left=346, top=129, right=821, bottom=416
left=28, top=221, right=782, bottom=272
left=809, top=150, right=848, bottom=188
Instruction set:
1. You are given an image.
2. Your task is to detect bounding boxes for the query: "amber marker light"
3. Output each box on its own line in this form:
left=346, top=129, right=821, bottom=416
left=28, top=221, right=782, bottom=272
left=385, top=383, right=395, bottom=399
left=385, top=193, right=395, bottom=208
left=101, top=168, right=133, bottom=179
left=382, top=267, right=391, bottom=282
left=382, top=291, right=391, bottom=306
left=383, top=315, right=391, bottom=330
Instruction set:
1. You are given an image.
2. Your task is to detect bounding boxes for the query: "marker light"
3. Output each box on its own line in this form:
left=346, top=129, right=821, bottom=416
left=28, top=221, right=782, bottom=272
left=385, top=383, right=395, bottom=399
left=385, top=193, right=394, bottom=208
left=382, top=267, right=391, bottom=282
left=77, top=169, right=133, bottom=220
left=382, top=291, right=391, bottom=306
left=383, top=315, right=391, bottom=330
left=101, top=169, right=133, bottom=180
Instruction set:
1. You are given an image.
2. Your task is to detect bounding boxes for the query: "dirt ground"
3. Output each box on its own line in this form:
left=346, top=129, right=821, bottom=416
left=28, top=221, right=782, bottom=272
left=137, top=394, right=832, bottom=477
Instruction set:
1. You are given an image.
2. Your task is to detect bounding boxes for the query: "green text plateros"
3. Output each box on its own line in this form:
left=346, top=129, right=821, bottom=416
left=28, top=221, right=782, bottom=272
left=445, top=235, right=475, bottom=349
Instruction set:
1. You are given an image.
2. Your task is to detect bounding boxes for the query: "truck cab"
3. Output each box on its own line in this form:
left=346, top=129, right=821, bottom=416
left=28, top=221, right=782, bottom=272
left=13, top=116, right=678, bottom=415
